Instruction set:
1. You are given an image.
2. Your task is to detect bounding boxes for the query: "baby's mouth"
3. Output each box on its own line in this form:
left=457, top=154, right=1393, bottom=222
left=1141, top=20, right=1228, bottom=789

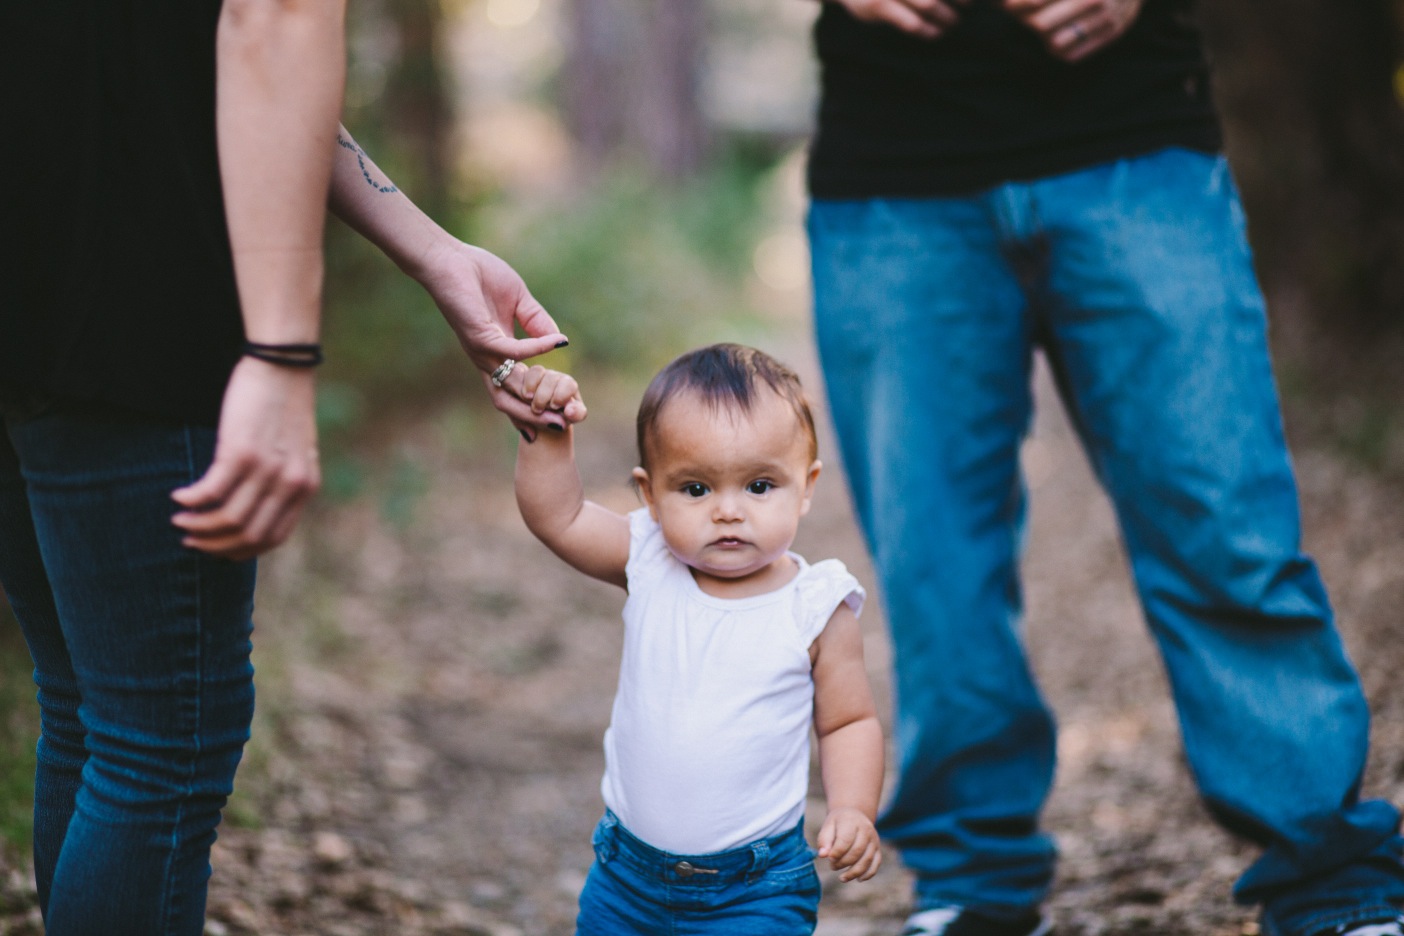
left=711, top=537, right=747, bottom=547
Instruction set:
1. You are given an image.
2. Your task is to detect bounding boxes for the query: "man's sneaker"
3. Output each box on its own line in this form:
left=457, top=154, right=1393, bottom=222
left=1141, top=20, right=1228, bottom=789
left=899, top=905, right=1052, bottom=936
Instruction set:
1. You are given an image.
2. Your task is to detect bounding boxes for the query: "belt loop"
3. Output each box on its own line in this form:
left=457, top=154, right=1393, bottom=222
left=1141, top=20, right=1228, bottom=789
left=745, top=838, right=771, bottom=884
left=593, top=813, right=618, bottom=864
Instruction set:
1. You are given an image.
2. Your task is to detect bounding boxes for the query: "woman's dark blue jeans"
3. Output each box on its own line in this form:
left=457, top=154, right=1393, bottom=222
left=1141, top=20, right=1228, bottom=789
left=0, top=399, right=255, bottom=935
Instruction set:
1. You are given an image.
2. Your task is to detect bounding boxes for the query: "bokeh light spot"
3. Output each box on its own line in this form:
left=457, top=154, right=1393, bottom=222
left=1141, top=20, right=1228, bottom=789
left=752, top=229, right=809, bottom=292
left=486, top=0, right=540, bottom=29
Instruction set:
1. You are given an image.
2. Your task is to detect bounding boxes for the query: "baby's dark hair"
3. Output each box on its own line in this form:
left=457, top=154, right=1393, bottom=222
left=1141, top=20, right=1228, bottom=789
left=635, top=344, right=818, bottom=469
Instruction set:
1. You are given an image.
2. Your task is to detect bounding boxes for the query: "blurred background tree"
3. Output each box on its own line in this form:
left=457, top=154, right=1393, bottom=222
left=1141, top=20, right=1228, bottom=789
left=564, top=0, right=709, bottom=178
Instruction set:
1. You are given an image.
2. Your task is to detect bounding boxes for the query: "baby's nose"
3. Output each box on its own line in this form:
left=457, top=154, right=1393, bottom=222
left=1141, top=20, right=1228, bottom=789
left=712, top=494, right=744, bottom=520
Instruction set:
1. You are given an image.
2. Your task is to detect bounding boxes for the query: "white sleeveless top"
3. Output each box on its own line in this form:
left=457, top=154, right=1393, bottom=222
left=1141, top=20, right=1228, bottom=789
left=600, top=509, right=865, bottom=855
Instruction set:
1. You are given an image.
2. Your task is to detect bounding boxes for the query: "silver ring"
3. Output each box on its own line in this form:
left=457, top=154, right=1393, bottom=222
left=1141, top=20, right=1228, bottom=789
left=491, top=358, right=516, bottom=388
left=1070, top=22, right=1086, bottom=42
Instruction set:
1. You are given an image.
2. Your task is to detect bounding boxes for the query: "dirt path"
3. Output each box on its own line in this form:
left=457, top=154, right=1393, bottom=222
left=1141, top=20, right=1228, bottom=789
left=3, top=331, right=1402, bottom=936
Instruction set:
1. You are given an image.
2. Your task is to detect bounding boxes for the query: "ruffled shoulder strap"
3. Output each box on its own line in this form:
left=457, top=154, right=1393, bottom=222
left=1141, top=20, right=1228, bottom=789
left=793, top=557, right=865, bottom=647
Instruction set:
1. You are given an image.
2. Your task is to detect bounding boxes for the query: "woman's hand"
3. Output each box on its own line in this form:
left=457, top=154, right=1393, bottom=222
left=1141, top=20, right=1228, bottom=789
left=170, top=357, right=321, bottom=560
left=415, top=240, right=571, bottom=435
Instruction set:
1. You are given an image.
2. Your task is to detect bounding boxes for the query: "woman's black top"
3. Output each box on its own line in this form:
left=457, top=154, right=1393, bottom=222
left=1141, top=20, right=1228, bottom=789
left=1, top=0, right=242, bottom=425
left=809, top=0, right=1221, bottom=197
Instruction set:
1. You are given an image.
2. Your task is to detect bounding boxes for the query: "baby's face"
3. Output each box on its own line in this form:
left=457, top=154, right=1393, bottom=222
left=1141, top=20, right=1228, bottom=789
left=634, top=388, right=820, bottom=597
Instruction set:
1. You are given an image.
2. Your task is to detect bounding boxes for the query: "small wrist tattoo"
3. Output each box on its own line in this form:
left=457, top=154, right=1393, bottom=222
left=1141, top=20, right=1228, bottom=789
left=337, top=135, right=398, bottom=194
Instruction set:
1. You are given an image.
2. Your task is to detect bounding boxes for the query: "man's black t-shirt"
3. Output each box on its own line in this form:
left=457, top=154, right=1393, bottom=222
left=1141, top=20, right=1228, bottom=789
left=1, top=0, right=243, bottom=425
left=808, top=0, right=1221, bottom=197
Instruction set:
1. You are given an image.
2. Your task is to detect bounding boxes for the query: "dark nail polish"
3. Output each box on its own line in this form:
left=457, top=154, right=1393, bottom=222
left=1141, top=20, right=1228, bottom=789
left=547, top=422, right=565, bottom=433
left=519, top=429, right=533, bottom=443
left=554, top=339, right=569, bottom=348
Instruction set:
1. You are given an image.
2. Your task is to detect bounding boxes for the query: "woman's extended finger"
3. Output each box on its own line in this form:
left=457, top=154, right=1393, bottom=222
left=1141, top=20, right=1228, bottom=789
left=171, top=451, right=246, bottom=511
left=236, top=466, right=318, bottom=553
left=174, top=469, right=272, bottom=544
left=172, top=456, right=266, bottom=534
left=512, top=292, right=565, bottom=345
left=180, top=476, right=314, bottom=559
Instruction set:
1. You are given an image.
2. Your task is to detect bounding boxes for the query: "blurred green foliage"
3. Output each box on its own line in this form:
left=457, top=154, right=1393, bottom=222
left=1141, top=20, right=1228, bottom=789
left=0, top=603, right=37, bottom=855
left=478, top=149, right=782, bottom=379
left=318, top=140, right=785, bottom=445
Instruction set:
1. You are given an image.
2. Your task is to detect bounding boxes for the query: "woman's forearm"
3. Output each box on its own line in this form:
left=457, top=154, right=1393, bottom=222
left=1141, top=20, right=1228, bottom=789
left=327, top=126, right=454, bottom=282
left=216, top=0, right=347, bottom=343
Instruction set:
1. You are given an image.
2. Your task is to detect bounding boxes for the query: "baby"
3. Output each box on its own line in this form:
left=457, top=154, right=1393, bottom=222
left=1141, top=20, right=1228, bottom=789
left=512, top=342, right=884, bottom=936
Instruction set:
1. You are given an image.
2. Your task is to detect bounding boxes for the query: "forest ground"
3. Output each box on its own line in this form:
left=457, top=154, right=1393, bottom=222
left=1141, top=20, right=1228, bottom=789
left=2, top=329, right=1403, bottom=936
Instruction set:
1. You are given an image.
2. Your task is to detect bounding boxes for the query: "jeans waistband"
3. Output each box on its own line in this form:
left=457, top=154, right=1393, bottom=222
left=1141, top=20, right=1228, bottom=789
left=594, top=811, right=812, bottom=887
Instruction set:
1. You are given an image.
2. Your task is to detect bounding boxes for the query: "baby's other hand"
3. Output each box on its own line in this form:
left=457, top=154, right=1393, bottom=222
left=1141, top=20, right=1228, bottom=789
left=817, top=807, right=882, bottom=882
left=517, top=364, right=588, bottom=426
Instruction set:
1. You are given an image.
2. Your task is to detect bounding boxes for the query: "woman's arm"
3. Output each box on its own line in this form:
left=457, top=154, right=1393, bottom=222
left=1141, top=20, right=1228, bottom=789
left=328, top=127, right=568, bottom=435
left=812, top=602, right=885, bottom=882
left=172, top=0, right=347, bottom=559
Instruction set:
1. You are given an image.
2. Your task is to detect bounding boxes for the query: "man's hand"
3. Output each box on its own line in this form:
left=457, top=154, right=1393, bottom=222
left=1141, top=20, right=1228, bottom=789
left=416, top=240, right=569, bottom=439
left=1003, top=0, right=1144, bottom=62
left=171, top=357, right=321, bottom=560
left=829, top=0, right=969, bottom=40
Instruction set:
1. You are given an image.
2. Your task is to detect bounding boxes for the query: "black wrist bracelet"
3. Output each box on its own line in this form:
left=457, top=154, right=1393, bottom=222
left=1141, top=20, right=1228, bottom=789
left=242, top=341, right=324, bottom=368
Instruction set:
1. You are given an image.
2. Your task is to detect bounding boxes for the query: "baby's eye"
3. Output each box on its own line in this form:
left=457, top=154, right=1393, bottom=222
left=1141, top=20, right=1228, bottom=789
left=746, top=480, right=774, bottom=495
left=682, top=483, right=709, bottom=498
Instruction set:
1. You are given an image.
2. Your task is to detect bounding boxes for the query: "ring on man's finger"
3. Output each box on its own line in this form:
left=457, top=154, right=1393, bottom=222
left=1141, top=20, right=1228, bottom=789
left=491, top=358, right=517, bottom=387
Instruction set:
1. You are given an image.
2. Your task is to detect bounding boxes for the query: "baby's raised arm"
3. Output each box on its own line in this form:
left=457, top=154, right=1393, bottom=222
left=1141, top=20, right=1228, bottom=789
left=513, top=365, right=631, bottom=589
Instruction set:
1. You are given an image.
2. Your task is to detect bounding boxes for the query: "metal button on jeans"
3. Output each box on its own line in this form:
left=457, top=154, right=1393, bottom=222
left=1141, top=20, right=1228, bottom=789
left=673, top=861, right=717, bottom=877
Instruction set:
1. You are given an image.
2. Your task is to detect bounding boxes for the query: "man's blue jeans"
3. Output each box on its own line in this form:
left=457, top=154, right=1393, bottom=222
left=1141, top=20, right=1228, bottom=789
left=808, top=148, right=1404, bottom=935
left=576, top=811, right=821, bottom=936
left=0, top=399, right=256, bottom=935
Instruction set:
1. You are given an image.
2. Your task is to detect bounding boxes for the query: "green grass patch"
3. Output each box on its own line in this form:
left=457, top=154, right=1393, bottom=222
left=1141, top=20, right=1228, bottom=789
left=0, top=603, right=37, bottom=855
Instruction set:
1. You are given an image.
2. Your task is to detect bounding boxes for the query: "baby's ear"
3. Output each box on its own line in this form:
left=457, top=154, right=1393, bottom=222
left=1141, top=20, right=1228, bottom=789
left=800, top=459, right=822, bottom=516
left=631, top=467, right=659, bottom=518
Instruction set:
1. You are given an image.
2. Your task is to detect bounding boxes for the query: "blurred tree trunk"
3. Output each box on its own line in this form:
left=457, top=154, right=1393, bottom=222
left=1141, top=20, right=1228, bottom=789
left=1199, top=0, right=1404, bottom=345
left=563, top=0, right=709, bottom=181
left=638, top=0, right=708, bottom=179
left=382, top=0, right=454, bottom=214
left=564, top=0, right=627, bottom=171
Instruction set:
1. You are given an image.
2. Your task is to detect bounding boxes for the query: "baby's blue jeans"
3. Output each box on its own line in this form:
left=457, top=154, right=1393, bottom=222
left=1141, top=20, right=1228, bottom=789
left=808, top=147, right=1404, bottom=936
left=0, top=398, right=256, bottom=935
left=576, top=810, right=821, bottom=935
